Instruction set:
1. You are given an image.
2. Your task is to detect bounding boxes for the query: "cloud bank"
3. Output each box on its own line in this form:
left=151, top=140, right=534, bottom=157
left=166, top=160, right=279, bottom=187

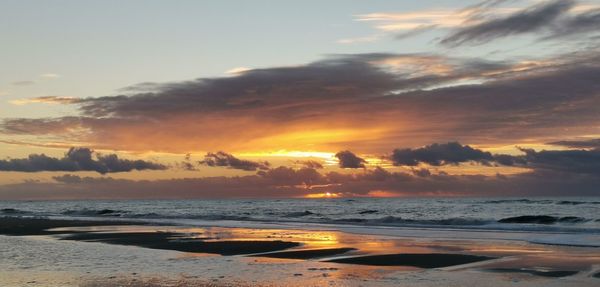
left=2, top=50, right=599, bottom=153
left=1, top=162, right=597, bottom=200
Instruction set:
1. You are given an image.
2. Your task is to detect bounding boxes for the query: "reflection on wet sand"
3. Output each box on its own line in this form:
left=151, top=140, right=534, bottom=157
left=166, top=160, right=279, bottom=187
left=47, top=222, right=600, bottom=274
left=2, top=218, right=600, bottom=286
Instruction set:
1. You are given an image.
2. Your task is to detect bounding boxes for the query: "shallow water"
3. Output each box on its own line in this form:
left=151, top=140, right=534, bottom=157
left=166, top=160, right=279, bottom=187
left=2, top=223, right=600, bottom=287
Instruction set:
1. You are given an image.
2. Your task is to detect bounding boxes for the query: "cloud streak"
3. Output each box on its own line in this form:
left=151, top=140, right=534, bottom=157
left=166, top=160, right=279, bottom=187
left=441, top=0, right=575, bottom=46
left=200, top=151, right=270, bottom=171
left=546, top=7, right=600, bottom=39
left=9, top=96, right=82, bottom=106
left=549, top=138, right=600, bottom=149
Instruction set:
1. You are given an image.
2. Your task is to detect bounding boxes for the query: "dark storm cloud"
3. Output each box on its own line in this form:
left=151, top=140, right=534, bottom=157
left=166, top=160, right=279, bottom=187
left=0, top=148, right=166, bottom=174
left=390, top=142, right=495, bottom=166
left=335, top=150, right=367, bottom=168
left=199, top=151, right=270, bottom=171
left=441, top=0, right=575, bottom=46
left=549, top=138, right=600, bottom=149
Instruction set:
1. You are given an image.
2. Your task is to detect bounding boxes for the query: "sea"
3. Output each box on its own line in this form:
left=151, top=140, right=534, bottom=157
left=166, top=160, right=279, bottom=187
left=2, top=197, right=599, bottom=236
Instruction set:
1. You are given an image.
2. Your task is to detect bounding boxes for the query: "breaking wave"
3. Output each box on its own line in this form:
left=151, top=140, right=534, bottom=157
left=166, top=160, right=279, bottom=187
left=498, top=215, right=588, bottom=224
left=0, top=208, right=30, bottom=215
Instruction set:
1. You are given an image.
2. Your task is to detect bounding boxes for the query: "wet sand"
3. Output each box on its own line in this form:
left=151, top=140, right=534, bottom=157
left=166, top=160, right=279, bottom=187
left=0, top=217, right=137, bottom=235
left=250, top=247, right=356, bottom=259
left=1, top=218, right=300, bottom=255
left=484, top=268, right=579, bottom=278
left=327, top=253, right=495, bottom=268
left=2, top=216, right=600, bottom=286
left=61, top=231, right=300, bottom=255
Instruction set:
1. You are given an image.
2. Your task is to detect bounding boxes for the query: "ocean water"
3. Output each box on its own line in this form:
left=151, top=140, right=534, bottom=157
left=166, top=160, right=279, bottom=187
left=1, top=197, right=599, bottom=234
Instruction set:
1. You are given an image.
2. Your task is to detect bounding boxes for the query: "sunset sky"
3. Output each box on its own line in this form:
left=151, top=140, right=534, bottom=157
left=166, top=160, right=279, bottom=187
left=1, top=0, right=599, bottom=199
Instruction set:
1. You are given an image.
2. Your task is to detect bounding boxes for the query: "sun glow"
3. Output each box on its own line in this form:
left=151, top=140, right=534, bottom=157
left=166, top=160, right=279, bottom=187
left=304, top=192, right=341, bottom=198
left=240, top=150, right=336, bottom=160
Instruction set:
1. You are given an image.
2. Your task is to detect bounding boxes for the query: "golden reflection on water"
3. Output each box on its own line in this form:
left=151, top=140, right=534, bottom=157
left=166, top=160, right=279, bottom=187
left=182, top=227, right=342, bottom=248
left=48, top=224, right=600, bottom=273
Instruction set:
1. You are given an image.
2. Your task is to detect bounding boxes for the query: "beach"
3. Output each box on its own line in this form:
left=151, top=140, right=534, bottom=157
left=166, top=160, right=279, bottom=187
left=1, top=215, right=600, bottom=286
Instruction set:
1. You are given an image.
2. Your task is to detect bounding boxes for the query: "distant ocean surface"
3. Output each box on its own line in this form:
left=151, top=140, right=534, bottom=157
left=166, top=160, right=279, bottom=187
left=2, top=197, right=600, bottom=234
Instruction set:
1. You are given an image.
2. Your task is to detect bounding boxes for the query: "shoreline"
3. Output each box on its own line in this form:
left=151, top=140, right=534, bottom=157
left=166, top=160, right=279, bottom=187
left=2, top=216, right=600, bottom=286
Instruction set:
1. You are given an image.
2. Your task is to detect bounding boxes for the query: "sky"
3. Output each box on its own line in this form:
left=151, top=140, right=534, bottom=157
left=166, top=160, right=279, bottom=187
left=1, top=0, right=599, bottom=199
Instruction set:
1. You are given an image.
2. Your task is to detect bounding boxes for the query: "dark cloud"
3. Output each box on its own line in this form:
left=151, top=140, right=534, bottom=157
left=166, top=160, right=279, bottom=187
left=199, top=151, right=270, bottom=171
left=394, top=58, right=600, bottom=145
left=335, top=150, right=367, bottom=168
left=520, top=148, right=600, bottom=175
left=411, top=168, right=432, bottom=177
left=177, top=153, right=197, bottom=171
left=441, top=0, right=575, bottom=46
left=0, top=116, right=92, bottom=135
left=389, top=141, right=600, bottom=176
left=294, top=160, right=324, bottom=169
left=549, top=138, right=600, bottom=149
left=390, top=142, right=495, bottom=166
left=76, top=54, right=405, bottom=118
left=0, top=148, right=166, bottom=174
left=52, top=174, right=83, bottom=184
